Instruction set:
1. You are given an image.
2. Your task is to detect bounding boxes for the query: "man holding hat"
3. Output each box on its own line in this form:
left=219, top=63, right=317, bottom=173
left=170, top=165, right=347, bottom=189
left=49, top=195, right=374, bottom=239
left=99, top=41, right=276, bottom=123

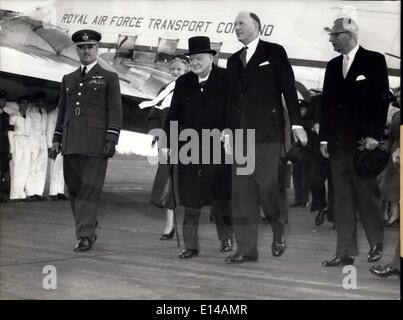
left=163, top=36, right=232, bottom=259
left=50, top=29, right=122, bottom=252
left=320, top=18, right=389, bottom=267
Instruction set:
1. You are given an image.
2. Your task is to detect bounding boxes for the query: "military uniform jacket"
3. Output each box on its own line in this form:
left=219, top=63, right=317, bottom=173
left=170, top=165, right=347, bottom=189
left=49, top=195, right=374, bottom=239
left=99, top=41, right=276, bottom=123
left=319, top=46, right=390, bottom=154
left=53, top=63, right=122, bottom=156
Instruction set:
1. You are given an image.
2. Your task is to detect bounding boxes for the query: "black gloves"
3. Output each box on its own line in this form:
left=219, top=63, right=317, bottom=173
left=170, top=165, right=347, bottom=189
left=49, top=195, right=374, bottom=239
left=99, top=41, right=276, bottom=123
left=103, top=141, right=116, bottom=158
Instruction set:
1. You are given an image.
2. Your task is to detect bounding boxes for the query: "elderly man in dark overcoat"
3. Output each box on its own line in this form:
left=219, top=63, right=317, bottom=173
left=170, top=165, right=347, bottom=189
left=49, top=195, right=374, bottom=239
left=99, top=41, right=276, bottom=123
left=163, top=36, right=232, bottom=259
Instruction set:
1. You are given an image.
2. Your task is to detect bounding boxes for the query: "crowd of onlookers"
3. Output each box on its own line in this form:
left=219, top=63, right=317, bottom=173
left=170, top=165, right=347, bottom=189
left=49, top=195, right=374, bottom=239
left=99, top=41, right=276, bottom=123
left=0, top=90, right=66, bottom=203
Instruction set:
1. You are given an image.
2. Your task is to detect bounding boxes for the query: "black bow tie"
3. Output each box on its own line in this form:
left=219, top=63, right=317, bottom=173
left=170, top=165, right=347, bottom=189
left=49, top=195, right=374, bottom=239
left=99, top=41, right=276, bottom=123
left=199, top=81, right=206, bottom=89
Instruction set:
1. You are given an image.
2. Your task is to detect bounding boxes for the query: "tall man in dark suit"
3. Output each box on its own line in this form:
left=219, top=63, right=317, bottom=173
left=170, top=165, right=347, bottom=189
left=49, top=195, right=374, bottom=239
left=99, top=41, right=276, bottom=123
left=163, top=36, right=232, bottom=259
left=51, top=29, right=122, bottom=252
left=320, top=18, right=389, bottom=266
left=223, top=12, right=307, bottom=264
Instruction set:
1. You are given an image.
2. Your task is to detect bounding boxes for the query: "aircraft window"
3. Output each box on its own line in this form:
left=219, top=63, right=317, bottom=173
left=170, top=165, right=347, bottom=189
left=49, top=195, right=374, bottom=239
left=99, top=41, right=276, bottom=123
left=155, top=38, right=179, bottom=63
left=115, top=34, right=138, bottom=59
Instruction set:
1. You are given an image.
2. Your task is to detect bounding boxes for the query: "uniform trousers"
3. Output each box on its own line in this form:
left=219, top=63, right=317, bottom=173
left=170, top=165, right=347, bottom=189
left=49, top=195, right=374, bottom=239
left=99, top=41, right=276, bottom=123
left=292, top=160, right=310, bottom=205
left=64, top=154, right=108, bottom=239
left=330, top=149, right=383, bottom=256
left=232, top=142, right=284, bottom=259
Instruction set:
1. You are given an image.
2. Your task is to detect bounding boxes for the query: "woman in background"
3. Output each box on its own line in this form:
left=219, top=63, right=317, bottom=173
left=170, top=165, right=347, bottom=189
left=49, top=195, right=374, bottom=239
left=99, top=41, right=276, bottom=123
left=141, top=55, right=189, bottom=240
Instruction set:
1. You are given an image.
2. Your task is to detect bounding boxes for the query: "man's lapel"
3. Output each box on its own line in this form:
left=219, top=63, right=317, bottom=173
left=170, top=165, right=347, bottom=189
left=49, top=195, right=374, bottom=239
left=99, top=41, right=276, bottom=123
left=243, top=40, right=269, bottom=86
left=73, top=67, right=82, bottom=81
left=345, top=46, right=363, bottom=82
left=83, top=63, right=102, bottom=80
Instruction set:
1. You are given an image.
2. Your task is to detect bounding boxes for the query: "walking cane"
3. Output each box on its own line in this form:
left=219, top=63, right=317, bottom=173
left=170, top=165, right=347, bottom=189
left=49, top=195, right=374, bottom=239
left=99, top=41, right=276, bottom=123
left=169, top=161, right=180, bottom=248
left=173, top=209, right=180, bottom=248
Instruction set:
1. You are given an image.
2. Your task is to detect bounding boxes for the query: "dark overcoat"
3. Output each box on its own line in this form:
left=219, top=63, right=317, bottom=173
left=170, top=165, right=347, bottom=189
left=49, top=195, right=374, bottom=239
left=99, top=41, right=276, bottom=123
left=164, top=65, right=230, bottom=207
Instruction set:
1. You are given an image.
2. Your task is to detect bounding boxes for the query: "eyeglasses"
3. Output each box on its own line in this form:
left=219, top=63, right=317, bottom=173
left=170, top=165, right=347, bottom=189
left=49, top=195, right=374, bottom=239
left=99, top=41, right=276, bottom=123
left=329, top=31, right=350, bottom=37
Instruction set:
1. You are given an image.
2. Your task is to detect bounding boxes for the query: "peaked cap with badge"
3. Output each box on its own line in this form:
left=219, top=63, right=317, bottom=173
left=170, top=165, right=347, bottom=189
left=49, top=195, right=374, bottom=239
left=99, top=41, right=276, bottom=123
left=72, top=29, right=101, bottom=45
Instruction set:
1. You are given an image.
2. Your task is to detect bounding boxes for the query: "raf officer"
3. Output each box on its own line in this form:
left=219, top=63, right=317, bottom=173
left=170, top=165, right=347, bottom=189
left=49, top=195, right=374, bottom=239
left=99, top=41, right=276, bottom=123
left=51, top=29, right=122, bottom=252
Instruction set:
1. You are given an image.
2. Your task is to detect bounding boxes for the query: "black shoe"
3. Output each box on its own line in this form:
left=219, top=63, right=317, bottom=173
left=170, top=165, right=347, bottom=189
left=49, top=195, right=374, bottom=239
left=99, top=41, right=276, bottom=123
left=322, top=255, right=354, bottom=267
left=160, top=228, right=175, bottom=240
left=224, top=253, right=258, bottom=264
left=272, top=235, right=286, bottom=257
left=300, top=202, right=310, bottom=208
left=25, top=196, right=37, bottom=202
left=369, top=264, right=400, bottom=278
left=58, top=194, right=68, bottom=201
left=35, top=195, right=46, bottom=201
left=368, top=243, right=383, bottom=263
left=74, top=234, right=97, bottom=252
left=220, top=239, right=233, bottom=252
left=50, top=195, right=59, bottom=201
left=178, top=249, right=198, bottom=259
left=315, top=209, right=327, bottom=226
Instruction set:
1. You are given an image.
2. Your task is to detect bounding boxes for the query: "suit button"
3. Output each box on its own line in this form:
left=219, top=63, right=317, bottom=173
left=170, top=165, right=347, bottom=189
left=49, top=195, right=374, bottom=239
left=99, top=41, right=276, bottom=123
left=240, top=94, right=244, bottom=99
left=76, top=102, right=80, bottom=105
left=198, top=170, right=202, bottom=176
left=338, top=104, right=342, bottom=108
left=78, top=92, right=82, bottom=96
left=79, top=83, right=83, bottom=87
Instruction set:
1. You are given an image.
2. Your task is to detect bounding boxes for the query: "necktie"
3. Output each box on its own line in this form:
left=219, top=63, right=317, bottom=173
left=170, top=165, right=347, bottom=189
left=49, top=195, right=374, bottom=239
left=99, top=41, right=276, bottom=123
left=240, top=46, right=248, bottom=67
left=199, top=80, right=206, bottom=90
left=81, top=66, right=87, bottom=79
left=342, top=55, right=349, bottom=78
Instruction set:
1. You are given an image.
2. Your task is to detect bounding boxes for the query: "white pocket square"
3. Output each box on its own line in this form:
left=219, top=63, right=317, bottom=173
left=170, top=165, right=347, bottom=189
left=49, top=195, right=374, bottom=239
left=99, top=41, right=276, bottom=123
left=356, top=75, right=366, bottom=81
left=259, top=61, right=270, bottom=67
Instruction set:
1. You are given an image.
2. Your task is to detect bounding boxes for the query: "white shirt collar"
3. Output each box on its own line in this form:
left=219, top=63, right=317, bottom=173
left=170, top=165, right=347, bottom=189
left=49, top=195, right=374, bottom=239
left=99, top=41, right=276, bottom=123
left=242, top=36, right=260, bottom=63
left=344, top=44, right=359, bottom=61
left=81, top=61, right=97, bottom=73
left=244, top=36, right=260, bottom=53
left=198, top=70, right=211, bottom=83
